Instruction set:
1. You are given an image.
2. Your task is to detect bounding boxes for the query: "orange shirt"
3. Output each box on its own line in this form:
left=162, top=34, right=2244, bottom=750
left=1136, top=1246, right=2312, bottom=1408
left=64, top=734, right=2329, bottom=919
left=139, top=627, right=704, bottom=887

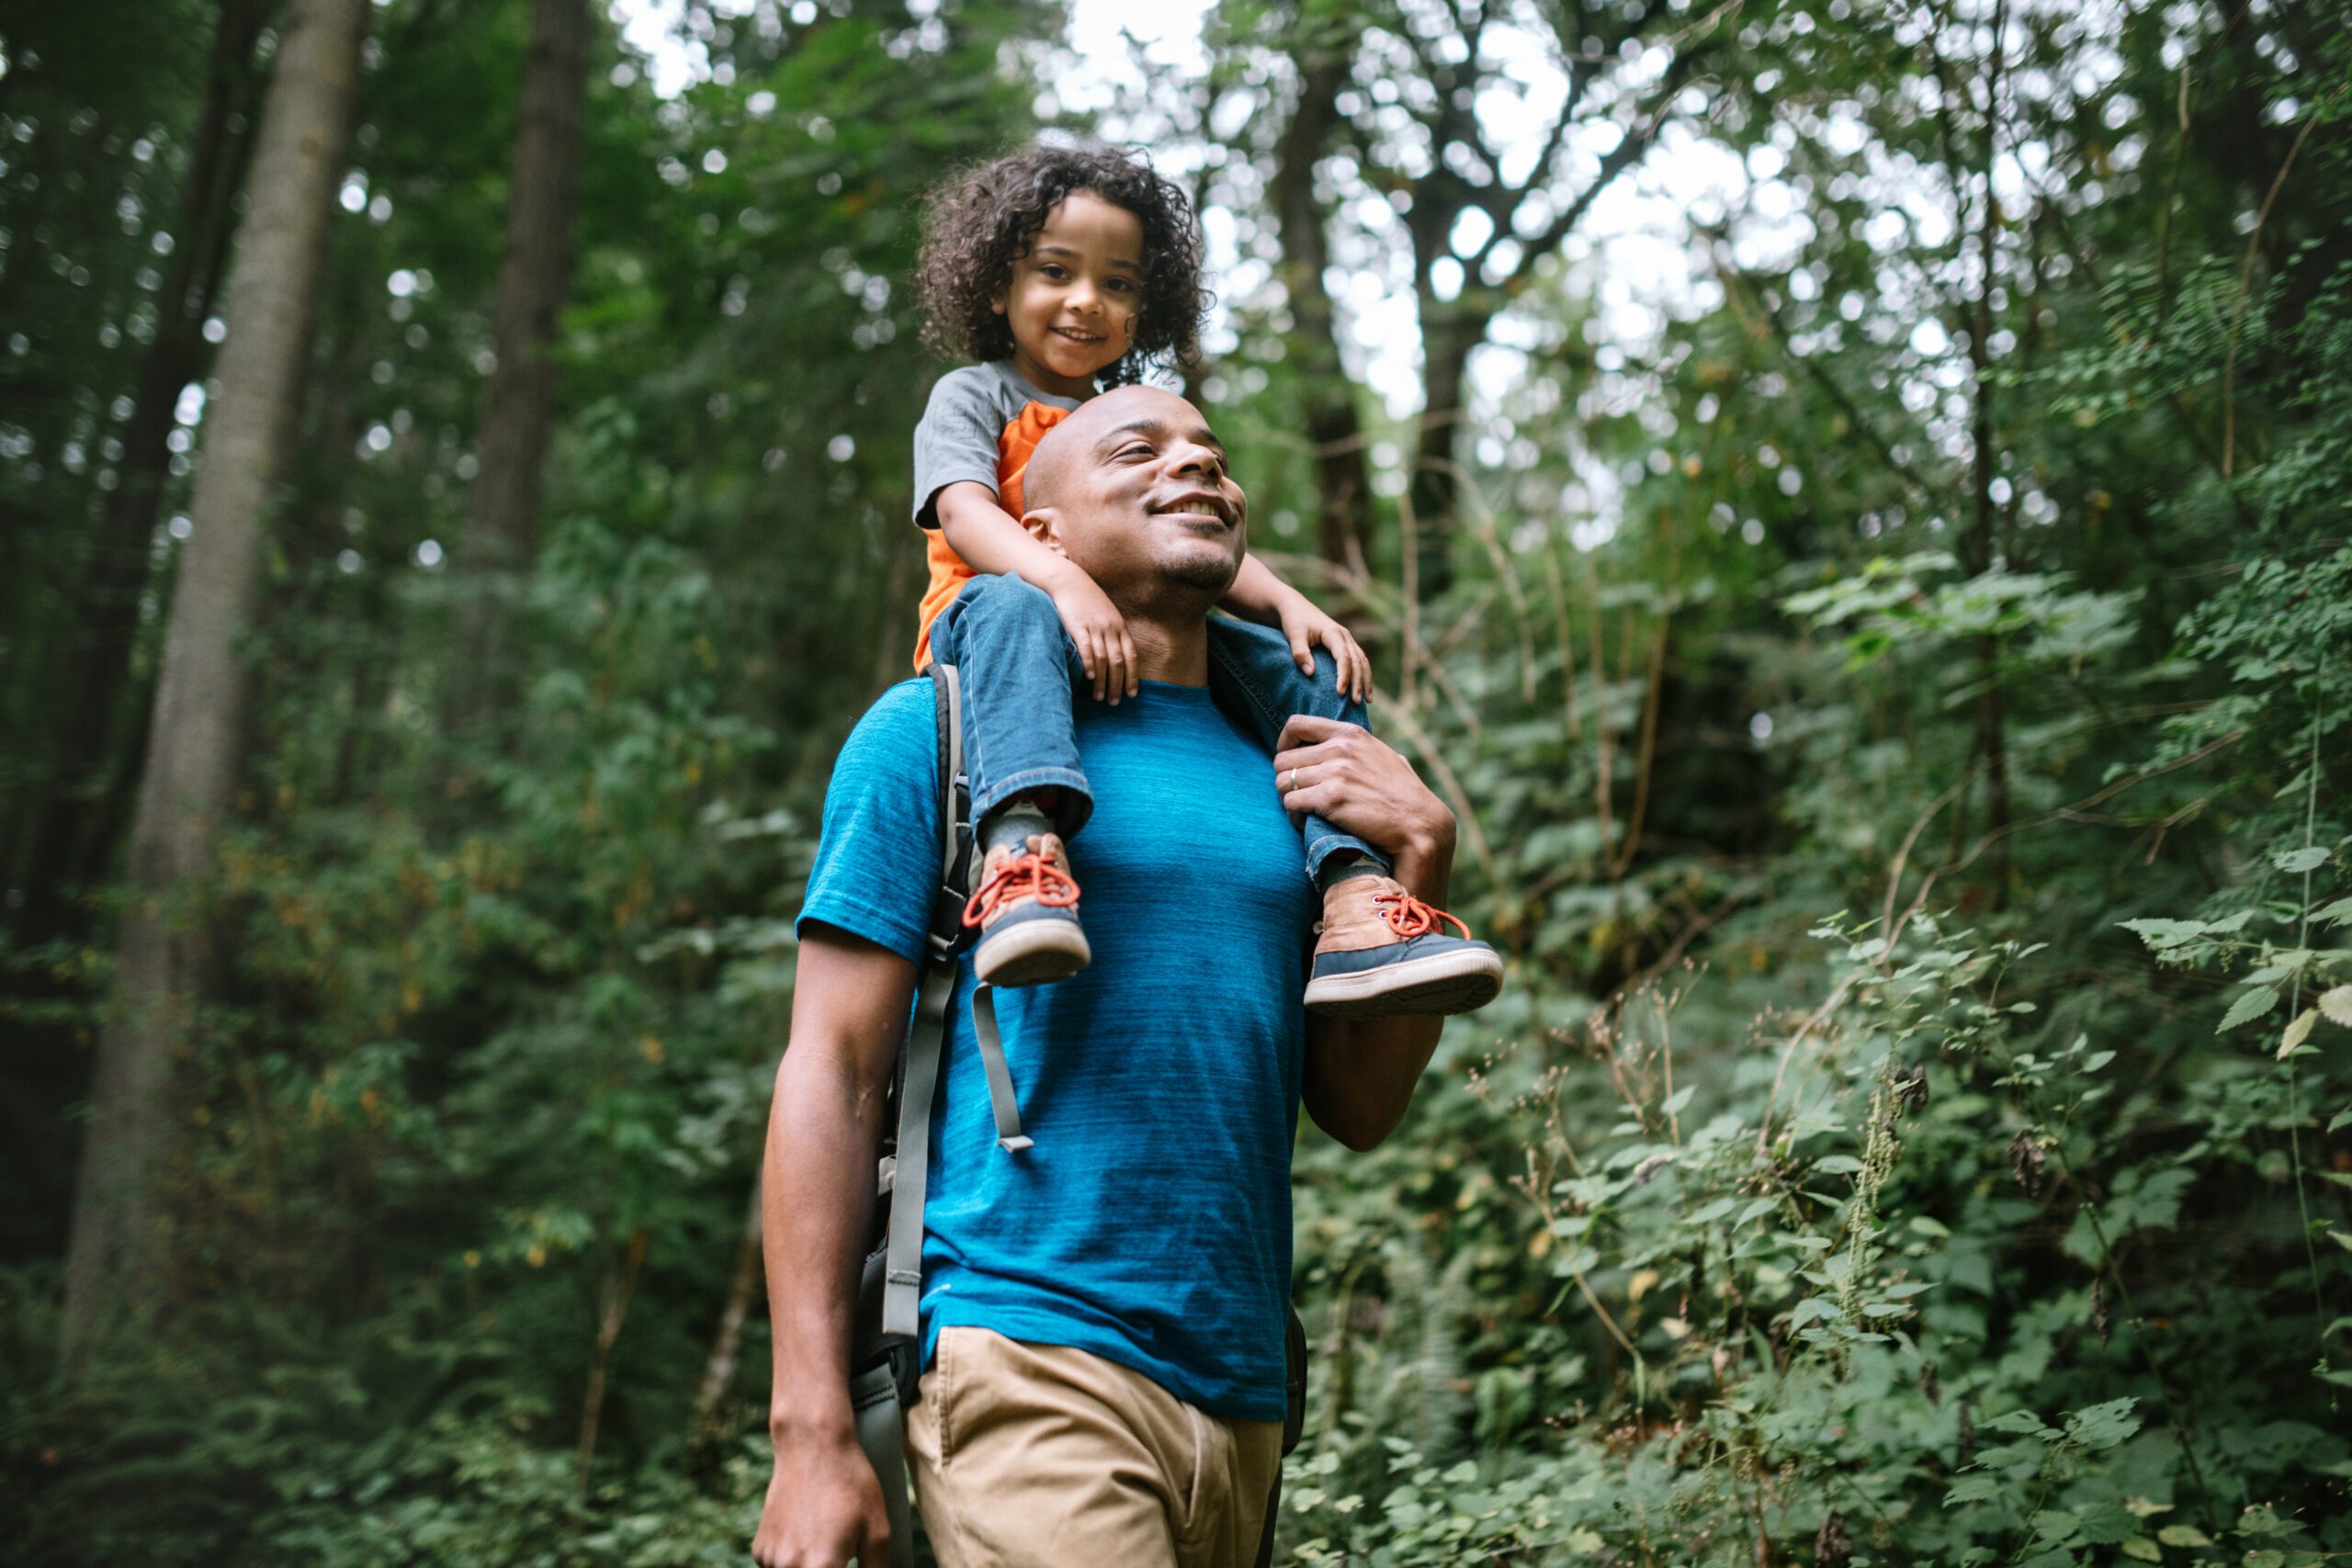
left=912, top=398, right=1072, bottom=671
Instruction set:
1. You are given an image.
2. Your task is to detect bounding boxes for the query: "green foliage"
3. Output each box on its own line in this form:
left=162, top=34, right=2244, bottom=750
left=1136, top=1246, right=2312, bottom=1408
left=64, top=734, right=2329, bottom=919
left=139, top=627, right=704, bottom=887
left=7, top=0, right=2352, bottom=1562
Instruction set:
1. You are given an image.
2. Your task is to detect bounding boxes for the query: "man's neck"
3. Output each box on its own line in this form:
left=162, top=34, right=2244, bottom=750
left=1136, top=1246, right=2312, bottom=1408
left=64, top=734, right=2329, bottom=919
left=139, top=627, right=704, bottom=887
left=1121, top=605, right=1212, bottom=687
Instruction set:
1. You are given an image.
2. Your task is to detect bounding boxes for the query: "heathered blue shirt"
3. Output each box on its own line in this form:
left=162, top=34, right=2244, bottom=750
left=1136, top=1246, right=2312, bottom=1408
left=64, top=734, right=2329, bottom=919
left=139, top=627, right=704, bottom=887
left=797, top=677, right=1317, bottom=1421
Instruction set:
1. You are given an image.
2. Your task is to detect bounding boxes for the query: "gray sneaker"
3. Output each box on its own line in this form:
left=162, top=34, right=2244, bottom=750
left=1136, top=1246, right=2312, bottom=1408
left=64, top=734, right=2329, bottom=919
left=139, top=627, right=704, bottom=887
left=1303, top=874, right=1502, bottom=1018
left=964, top=832, right=1091, bottom=987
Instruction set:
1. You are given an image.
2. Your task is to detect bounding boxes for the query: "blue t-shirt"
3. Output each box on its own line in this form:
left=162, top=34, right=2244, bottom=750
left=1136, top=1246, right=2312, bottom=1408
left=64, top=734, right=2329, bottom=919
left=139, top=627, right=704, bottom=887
left=797, top=678, right=1317, bottom=1421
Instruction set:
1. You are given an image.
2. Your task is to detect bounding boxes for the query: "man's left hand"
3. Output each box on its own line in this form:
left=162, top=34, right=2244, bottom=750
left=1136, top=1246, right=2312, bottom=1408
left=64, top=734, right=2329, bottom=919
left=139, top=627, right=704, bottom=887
left=1272, top=715, right=1454, bottom=863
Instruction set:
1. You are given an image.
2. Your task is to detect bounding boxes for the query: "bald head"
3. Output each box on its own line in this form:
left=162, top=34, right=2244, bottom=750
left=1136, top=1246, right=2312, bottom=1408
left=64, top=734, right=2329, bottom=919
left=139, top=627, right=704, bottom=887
left=1021, top=388, right=1151, bottom=513
left=1016, top=386, right=1250, bottom=616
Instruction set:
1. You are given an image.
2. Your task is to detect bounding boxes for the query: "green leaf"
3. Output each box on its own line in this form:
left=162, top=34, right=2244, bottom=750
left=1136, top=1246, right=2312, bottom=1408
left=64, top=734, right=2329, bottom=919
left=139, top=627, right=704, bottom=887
left=1789, top=1297, right=1844, bottom=1329
left=2320, top=986, right=2352, bottom=1027
left=2063, top=1396, right=2143, bottom=1450
left=2157, top=1525, right=2214, bottom=1547
left=2120, top=1540, right=2163, bottom=1562
left=2273, top=846, right=2330, bottom=874
left=1813, top=1155, right=1865, bottom=1176
left=2030, top=1508, right=2080, bottom=1543
left=2075, top=1499, right=2143, bottom=1546
left=2238, top=1505, right=2295, bottom=1539
left=1944, top=1474, right=2005, bottom=1506
left=1983, top=1409, right=2051, bottom=1436
left=2120, top=918, right=2211, bottom=950
left=2220, top=982, right=2283, bottom=1032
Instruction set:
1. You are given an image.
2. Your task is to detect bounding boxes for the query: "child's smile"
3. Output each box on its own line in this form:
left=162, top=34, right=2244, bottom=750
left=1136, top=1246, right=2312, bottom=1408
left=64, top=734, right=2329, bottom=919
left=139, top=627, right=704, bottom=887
left=991, top=188, right=1146, bottom=399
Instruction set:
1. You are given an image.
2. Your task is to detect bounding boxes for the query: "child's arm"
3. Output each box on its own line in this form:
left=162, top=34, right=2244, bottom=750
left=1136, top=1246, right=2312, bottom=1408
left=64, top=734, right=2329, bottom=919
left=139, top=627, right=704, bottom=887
left=1220, top=553, right=1373, bottom=703
left=936, top=482, right=1138, bottom=704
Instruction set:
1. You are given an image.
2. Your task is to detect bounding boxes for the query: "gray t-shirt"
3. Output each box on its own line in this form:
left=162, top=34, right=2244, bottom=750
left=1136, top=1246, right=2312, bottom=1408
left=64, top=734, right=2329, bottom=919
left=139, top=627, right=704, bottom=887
left=911, top=361, right=1082, bottom=528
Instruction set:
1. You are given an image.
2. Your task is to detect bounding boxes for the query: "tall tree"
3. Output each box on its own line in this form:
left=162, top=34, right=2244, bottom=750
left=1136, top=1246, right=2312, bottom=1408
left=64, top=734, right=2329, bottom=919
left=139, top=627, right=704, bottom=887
left=1336, top=0, right=1714, bottom=593
left=447, top=0, right=592, bottom=728
left=2, top=0, right=270, bottom=947
left=62, top=0, right=369, bottom=1352
left=1269, top=29, right=1379, bottom=572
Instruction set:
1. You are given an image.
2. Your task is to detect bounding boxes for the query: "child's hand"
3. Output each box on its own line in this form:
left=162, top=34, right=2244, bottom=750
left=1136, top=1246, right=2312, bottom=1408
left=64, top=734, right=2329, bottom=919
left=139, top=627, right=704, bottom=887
left=1277, top=595, right=1373, bottom=704
left=1047, top=570, right=1137, bottom=704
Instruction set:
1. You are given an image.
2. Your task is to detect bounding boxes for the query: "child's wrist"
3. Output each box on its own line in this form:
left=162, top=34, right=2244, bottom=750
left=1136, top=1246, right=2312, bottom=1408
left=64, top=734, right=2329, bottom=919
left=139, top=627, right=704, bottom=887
left=1035, top=557, right=1089, bottom=596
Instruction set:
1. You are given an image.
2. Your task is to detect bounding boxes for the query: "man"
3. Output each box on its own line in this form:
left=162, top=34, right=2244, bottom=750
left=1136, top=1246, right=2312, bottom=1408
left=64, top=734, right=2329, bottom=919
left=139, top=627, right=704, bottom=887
left=752, top=386, right=1478, bottom=1568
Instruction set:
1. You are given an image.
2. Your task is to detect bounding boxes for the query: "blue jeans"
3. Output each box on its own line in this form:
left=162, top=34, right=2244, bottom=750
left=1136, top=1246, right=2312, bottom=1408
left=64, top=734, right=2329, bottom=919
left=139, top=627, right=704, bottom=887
left=926, top=573, right=1386, bottom=881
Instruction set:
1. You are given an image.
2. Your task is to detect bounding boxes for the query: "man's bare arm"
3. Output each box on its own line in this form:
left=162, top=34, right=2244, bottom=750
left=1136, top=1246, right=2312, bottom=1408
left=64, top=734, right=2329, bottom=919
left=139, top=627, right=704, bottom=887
left=1272, top=716, right=1458, bottom=1151
left=750, top=928, right=918, bottom=1568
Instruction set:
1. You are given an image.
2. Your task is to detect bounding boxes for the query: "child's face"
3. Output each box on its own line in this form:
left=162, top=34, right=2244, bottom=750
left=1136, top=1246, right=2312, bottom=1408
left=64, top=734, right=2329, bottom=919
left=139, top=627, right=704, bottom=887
left=991, top=189, right=1145, bottom=399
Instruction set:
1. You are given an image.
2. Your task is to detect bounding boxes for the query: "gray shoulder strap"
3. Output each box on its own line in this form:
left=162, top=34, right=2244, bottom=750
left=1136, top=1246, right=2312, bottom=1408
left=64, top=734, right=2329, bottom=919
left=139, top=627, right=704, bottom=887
left=879, top=663, right=971, bottom=1342
left=970, top=984, right=1032, bottom=1153
left=877, top=661, right=1035, bottom=1345
left=880, top=958, right=954, bottom=1342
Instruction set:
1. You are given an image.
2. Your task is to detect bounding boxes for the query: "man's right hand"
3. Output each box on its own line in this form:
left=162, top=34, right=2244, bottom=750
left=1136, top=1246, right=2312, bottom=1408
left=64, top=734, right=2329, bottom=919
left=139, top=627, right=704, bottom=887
left=1046, top=567, right=1136, bottom=704
left=751, top=1429, right=892, bottom=1568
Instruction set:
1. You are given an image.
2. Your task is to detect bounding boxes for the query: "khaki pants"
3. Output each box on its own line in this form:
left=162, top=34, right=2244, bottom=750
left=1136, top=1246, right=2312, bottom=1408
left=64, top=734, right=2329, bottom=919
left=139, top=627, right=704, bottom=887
left=906, top=1326, right=1283, bottom=1568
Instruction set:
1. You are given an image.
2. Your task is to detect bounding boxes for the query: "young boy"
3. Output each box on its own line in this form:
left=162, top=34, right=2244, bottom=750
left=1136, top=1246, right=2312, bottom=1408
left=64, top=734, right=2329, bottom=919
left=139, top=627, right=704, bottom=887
left=909, top=143, right=1502, bottom=1019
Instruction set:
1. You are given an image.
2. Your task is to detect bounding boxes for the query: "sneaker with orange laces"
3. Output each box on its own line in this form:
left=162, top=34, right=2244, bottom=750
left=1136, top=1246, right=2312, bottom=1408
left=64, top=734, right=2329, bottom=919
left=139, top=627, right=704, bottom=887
left=1303, top=874, right=1504, bottom=1019
left=963, top=831, right=1091, bottom=987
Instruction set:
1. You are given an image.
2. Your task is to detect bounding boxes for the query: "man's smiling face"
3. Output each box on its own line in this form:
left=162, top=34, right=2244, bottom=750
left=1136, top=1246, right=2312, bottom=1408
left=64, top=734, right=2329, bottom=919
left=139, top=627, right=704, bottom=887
left=1025, top=387, right=1250, bottom=604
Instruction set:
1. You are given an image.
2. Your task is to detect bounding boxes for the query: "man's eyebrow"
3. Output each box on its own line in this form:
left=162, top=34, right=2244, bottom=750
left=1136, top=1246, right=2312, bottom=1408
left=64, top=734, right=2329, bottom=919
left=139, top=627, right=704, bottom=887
left=1032, top=243, right=1142, bottom=270
left=1100, top=417, right=1227, bottom=453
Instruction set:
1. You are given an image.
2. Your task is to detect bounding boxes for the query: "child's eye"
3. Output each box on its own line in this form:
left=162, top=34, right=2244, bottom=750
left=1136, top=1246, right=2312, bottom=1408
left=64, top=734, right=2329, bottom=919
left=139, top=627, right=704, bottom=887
left=1039, top=264, right=1069, bottom=279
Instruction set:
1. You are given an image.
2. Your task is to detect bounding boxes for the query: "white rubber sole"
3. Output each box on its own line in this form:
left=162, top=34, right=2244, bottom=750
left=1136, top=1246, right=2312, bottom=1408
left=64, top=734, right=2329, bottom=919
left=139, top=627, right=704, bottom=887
left=1304, top=946, right=1504, bottom=1019
left=974, top=919, right=1091, bottom=988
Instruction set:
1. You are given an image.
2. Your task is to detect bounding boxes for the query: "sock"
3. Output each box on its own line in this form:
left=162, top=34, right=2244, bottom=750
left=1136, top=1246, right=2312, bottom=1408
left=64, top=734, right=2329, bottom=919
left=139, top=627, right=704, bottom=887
left=1315, top=852, right=1386, bottom=895
left=981, top=796, right=1056, bottom=858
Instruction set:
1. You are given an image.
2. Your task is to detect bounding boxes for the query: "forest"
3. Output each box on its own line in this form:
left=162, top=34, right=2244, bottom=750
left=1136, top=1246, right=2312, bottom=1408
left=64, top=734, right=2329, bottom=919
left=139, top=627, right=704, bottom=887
left=3, top=0, right=2348, bottom=1562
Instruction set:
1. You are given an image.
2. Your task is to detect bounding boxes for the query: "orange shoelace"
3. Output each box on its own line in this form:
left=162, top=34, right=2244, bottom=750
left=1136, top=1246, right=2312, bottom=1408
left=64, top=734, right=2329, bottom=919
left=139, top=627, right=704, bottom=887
left=962, top=849, right=1081, bottom=930
left=1372, top=889, right=1472, bottom=940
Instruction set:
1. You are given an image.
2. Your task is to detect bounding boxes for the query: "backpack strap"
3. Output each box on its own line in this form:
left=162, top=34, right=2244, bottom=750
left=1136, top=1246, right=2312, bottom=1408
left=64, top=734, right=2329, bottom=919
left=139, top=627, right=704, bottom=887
left=879, top=663, right=976, bottom=1344
left=850, top=1358, right=913, bottom=1558
left=969, top=985, right=1033, bottom=1154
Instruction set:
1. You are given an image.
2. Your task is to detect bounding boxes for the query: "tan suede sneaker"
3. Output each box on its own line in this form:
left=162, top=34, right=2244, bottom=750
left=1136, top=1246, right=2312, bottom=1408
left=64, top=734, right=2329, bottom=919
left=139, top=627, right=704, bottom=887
left=1303, top=874, right=1503, bottom=1018
left=963, top=832, right=1091, bottom=987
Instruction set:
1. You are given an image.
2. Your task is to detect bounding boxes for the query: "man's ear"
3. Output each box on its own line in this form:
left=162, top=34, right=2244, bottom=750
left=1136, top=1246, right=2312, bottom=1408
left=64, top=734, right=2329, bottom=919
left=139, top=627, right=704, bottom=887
left=1021, top=505, right=1067, bottom=556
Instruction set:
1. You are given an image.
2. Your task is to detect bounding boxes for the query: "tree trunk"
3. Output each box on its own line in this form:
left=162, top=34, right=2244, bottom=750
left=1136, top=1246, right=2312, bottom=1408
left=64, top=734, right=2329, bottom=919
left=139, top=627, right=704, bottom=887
left=1270, top=46, right=1374, bottom=575
left=62, top=0, right=369, bottom=1357
left=1966, top=28, right=2012, bottom=903
left=1, top=0, right=268, bottom=945
left=1407, top=314, right=1476, bottom=600
left=447, top=0, right=592, bottom=728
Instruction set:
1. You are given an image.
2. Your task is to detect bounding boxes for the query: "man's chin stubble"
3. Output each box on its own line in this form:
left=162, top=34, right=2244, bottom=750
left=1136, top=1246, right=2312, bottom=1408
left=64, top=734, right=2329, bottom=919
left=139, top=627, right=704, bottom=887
left=1158, top=554, right=1241, bottom=597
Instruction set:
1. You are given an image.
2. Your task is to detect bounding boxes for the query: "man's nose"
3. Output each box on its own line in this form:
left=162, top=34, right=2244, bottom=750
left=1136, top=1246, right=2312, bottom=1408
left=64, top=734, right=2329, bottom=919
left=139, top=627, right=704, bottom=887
left=1168, top=441, right=1223, bottom=481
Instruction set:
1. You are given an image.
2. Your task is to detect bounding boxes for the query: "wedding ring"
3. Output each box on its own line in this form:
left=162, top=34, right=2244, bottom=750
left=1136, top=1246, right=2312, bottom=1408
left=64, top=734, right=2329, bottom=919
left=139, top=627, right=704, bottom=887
left=1283, top=768, right=1298, bottom=792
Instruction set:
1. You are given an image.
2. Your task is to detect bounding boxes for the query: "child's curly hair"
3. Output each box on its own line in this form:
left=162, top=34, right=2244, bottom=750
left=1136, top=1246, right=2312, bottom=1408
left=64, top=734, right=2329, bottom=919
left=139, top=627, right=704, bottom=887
left=914, top=143, right=1206, bottom=389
